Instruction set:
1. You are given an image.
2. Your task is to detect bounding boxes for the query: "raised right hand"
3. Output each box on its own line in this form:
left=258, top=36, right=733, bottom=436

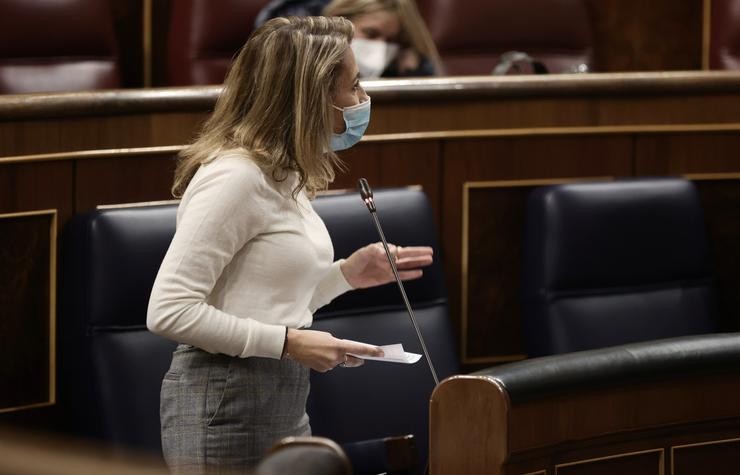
left=284, top=329, right=384, bottom=372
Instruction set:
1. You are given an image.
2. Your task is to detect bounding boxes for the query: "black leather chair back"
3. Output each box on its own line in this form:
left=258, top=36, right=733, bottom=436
left=60, top=204, right=178, bottom=453
left=309, top=188, right=459, bottom=475
left=59, top=187, right=458, bottom=471
left=521, top=178, right=718, bottom=357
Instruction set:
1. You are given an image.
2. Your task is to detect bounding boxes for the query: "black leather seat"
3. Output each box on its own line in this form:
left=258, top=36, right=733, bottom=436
left=60, top=203, right=178, bottom=453
left=309, top=188, right=459, bottom=475
left=521, top=178, right=718, bottom=357
left=477, top=332, right=740, bottom=401
left=59, top=187, right=459, bottom=474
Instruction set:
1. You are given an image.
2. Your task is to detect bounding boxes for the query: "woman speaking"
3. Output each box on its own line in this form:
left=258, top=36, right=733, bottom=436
left=147, top=16, right=433, bottom=474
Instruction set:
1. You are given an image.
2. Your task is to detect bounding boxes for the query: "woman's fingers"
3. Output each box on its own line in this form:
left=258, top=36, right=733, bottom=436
left=341, top=339, right=384, bottom=358
left=392, top=246, right=433, bottom=265
left=395, top=245, right=433, bottom=258
left=285, top=330, right=386, bottom=372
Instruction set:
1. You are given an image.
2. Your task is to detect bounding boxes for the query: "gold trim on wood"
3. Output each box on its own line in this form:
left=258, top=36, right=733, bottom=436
left=684, top=172, right=740, bottom=181
left=461, top=178, right=612, bottom=365
left=555, top=448, right=664, bottom=474
left=703, top=0, right=712, bottom=70
left=522, top=471, right=547, bottom=475
left=670, top=436, right=740, bottom=475
left=143, top=0, right=153, bottom=88
left=5, top=123, right=740, bottom=165
left=361, top=123, right=740, bottom=144
left=0, top=209, right=57, bottom=414
left=0, top=145, right=183, bottom=165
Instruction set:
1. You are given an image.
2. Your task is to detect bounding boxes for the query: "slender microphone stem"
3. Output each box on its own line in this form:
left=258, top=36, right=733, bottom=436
left=369, top=210, right=440, bottom=386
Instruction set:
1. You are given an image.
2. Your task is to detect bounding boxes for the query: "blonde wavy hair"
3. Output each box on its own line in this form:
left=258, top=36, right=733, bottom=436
left=323, top=0, right=442, bottom=74
left=172, top=16, right=354, bottom=198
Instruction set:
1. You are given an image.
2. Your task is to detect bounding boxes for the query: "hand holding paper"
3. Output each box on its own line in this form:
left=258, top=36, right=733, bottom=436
left=347, top=342, right=421, bottom=364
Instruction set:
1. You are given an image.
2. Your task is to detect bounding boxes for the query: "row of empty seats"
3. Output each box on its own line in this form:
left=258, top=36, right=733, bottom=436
left=2, top=0, right=740, bottom=93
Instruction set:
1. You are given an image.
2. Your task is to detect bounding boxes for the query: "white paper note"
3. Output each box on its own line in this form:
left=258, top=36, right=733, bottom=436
left=348, top=343, right=422, bottom=364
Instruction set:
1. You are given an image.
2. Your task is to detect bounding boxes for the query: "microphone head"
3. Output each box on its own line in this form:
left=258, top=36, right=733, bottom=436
left=358, top=178, right=373, bottom=200
left=357, top=178, right=376, bottom=211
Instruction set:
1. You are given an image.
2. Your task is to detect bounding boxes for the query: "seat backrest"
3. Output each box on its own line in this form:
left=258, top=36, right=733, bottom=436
left=60, top=204, right=179, bottom=454
left=710, top=0, right=740, bottom=70
left=308, top=188, right=459, bottom=474
left=417, top=0, right=593, bottom=75
left=59, top=187, right=459, bottom=468
left=0, top=0, right=120, bottom=94
left=166, top=0, right=271, bottom=86
left=255, top=436, right=352, bottom=475
left=521, top=178, right=718, bottom=357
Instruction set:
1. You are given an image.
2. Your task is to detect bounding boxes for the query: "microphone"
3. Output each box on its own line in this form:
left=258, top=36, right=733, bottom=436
left=357, top=178, right=439, bottom=385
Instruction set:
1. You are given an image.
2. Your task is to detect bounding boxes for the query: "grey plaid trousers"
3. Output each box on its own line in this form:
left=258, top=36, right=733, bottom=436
left=160, top=344, right=311, bottom=474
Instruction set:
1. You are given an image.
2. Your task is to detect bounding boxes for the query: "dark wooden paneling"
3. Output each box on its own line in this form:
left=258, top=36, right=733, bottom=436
left=556, top=450, right=663, bottom=475
left=0, top=212, right=54, bottom=411
left=441, top=135, right=633, bottom=362
left=0, top=113, right=207, bottom=156
left=587, top=0, right=704, bottom=72
left=75, top=154, right=178, bottom=211
left=332, top=140, right=442, bottom=224
left=635, top=133, right=740, bottom=175
left=0, top=162, right=74, bottom=224
left=466, top=186, right=531, bottom=359
left=672, top=438, right=740, bottom=475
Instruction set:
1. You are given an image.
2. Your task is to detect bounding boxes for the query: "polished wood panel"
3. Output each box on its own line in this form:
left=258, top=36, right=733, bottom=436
left=671, top=438, right=740, bottom=475
left=0, top=211, right=56, bottom=413
left=75, top=153, right=177, bottom=211
left=0, top=162, right=74, bottom=224
left=431, top=371, right=740, bottom=475
left=555, top=449, right=663, bottom=475
left=429, top=376, right=508, bottom=475
left=333, top=140, right=442, bottom=224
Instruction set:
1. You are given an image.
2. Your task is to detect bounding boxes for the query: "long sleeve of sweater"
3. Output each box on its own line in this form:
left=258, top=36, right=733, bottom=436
left=147, top=157, right=287, bottom=359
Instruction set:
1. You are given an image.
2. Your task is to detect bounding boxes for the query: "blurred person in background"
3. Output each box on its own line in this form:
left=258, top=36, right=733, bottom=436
left=256, top=0, right=442, bottom=77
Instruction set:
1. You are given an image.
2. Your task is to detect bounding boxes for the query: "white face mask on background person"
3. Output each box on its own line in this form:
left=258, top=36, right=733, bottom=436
left=350, top=38, right=400, bottom=78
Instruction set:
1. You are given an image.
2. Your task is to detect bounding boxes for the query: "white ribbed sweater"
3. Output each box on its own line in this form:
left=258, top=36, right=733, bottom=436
left=147, top=153, right=353, bottom=359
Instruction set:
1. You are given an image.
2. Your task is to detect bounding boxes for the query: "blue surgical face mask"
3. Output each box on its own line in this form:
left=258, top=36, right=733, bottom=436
left=330, top=98, right=371, bottom=151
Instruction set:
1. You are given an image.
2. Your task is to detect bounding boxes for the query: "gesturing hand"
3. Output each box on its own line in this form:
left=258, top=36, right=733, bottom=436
left=340, top=243, right=433, bottom=289
left=284, top=329, right=384, bottom=372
